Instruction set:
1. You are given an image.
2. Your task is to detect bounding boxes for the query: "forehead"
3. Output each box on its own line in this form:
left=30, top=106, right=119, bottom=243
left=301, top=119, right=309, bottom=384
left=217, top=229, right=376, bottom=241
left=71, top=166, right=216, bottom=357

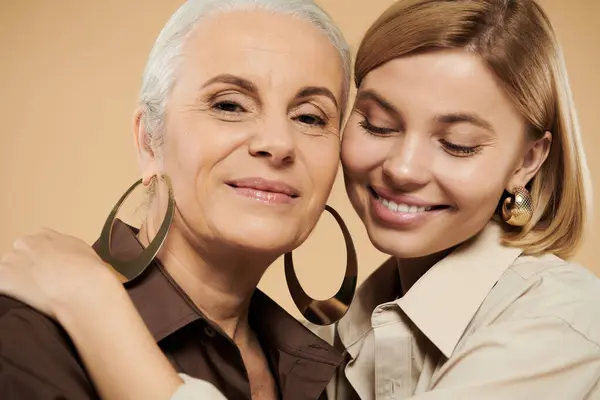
left=361, top=49, right=524, bottom=129
left=177, top=10, right=343, bottom=98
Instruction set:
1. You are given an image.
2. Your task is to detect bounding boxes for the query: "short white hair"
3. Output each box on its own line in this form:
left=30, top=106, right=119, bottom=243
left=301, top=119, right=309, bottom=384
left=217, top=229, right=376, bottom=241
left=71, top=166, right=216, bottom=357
left=139, top=0, right=351, bottom=144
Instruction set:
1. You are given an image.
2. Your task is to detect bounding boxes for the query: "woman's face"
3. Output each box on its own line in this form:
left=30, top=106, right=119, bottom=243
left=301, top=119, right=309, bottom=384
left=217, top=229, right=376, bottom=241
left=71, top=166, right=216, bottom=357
left=342, top=49, right=550, bottom=259
left=137, top=11, right=343, bottom=257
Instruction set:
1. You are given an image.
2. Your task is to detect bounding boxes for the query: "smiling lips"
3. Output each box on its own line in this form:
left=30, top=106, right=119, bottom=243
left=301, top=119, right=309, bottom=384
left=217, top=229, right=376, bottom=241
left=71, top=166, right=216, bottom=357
left=227, top=177, right=300, bottom=205
left=369, top=186, right=450, bottom=226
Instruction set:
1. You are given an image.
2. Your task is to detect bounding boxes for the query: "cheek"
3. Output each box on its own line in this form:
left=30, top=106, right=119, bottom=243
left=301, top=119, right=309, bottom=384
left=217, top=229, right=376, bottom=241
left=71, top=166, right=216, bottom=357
left=341, top=123, right=386, bottom=179
left=299, top=135, right=340, bottom=199
left=434, top=152, right=515, bottom=213
left=162, top=119, right=246, bottom=188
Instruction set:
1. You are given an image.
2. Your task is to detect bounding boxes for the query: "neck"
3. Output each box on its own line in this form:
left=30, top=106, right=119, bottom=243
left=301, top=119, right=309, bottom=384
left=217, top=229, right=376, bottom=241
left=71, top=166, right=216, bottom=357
left=138, top=215, right=275, bottom=345
left=396, top=248, right=453, bottom=295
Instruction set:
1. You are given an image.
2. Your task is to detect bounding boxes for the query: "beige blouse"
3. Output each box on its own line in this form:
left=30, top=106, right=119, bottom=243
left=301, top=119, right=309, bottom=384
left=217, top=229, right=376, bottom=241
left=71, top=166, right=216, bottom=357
left=175, top=223, right=600, bottom=399
left=314, top=222, right=600, bottom=399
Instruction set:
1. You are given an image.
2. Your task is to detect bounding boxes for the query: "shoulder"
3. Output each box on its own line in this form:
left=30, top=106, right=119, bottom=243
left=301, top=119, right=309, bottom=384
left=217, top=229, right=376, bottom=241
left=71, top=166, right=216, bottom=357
left=507, top=254, right=600, bottom=311
left=509, top=253, right=596, bottom=283
left=0, top=294, right=75, bottom=363
left=0, top=294, right=35, bottom=317
left=488, top=254, right=600, bottom=346
left=0, top=295, right=65, bottom=340
left=0, top=295, right=96, bottom=399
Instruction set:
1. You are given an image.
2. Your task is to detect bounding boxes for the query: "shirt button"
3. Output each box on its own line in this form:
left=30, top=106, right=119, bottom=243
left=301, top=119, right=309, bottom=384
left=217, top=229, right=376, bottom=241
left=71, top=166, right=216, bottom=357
left=204, top=326, right=216, bottom=338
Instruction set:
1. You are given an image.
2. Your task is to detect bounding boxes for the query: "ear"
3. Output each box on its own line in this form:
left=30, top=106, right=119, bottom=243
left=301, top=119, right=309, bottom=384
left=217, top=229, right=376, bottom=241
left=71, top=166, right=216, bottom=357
left=132, top=107, right=159, bottom=186
left=507, top=131, right=552, bottom=190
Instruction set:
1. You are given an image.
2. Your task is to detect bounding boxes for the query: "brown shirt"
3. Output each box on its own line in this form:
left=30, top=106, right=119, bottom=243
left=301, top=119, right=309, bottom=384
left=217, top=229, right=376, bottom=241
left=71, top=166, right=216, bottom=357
left=0, top=220, right=343, bottom=400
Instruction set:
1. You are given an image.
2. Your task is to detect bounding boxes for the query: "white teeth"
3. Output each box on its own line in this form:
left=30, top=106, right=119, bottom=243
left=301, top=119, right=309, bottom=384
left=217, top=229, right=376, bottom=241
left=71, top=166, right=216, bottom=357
left=377, top=196, right=432, bottom=213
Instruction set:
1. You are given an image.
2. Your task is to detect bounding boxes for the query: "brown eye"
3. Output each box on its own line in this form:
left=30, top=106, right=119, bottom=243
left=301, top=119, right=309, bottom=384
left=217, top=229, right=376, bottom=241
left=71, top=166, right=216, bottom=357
left=213, top=101, right=245, bottom=113
left=296, top=114, right=326, bottom=126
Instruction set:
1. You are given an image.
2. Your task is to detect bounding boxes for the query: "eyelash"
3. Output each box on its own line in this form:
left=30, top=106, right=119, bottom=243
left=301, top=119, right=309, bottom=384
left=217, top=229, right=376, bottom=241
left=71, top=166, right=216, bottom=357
left=296, top=114, right=327, bottom=127
left=439, top=139, right=480, bottom=156
left=358, top=119, right=396, bottom=136
left=359, top=118, right=481, bottom=156
left=212, top=101, right=245, bottom=113
left=212, top=101, right=327, bottom=127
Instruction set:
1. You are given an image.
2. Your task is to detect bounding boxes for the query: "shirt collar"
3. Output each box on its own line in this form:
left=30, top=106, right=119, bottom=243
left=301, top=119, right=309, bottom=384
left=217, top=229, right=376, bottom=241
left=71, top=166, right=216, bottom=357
left=92, top=220, right=343, bottom=394
left=338, top=222, right=523, bottom=359
left=250, top=290, right=344, bottom=397
left=92, top=219, right=202, bottom=342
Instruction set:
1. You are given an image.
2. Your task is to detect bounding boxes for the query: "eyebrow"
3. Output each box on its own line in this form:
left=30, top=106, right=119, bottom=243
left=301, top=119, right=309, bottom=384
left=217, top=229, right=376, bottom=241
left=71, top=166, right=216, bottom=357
left=355, top=89, right=400, bottom=117
left=201, top=74, right=258, bottom=94
left=358, top=89, right=495, bottom=133
left=201, top=75, right=339, bottom=113
left=295, top=86, right=339, bottom=110
left=435, top=113, right=495, bottom=132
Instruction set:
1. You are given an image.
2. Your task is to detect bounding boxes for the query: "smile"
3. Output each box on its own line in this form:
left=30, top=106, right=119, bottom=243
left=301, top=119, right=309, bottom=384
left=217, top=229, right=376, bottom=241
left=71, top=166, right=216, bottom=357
left=368, top=186, right=450, bottom=227
left=226, top=177, right=300, bottom=205
left=376, top=196, right=433, bottom=213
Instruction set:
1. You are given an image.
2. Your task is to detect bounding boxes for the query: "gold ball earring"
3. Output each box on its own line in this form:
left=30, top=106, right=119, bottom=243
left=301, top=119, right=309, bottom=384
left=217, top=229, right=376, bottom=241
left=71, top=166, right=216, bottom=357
left=502, top=186, right=533, bottom=227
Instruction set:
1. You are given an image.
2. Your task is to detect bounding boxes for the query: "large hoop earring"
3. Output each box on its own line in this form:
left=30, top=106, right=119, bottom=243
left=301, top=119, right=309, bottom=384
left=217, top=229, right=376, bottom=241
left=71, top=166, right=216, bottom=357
left=96, top=175, right=175, bottom=282
left=285, top=205, right=358, bottom=326
left=502, top=186, right=533, bottom=227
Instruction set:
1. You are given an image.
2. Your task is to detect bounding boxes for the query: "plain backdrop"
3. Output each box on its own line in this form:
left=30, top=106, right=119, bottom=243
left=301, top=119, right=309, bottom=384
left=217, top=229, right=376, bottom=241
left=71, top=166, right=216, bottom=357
left=1, top=0, right=598, bottom=318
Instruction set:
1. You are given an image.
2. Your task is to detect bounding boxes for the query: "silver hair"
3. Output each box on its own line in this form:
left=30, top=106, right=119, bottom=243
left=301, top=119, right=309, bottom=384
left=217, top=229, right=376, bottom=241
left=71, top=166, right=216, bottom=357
left=138, top=0, right=352, bottom=147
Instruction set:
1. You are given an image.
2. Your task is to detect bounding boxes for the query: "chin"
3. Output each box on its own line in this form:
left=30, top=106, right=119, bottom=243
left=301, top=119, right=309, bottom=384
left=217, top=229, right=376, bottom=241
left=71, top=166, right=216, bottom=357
left=365, top=222, right=447, bottom=260
left=370, top=237, right=434, bottom=259
left=219, top=217, right=302, bottom=255
left=238, top=233, right=296, bottom=253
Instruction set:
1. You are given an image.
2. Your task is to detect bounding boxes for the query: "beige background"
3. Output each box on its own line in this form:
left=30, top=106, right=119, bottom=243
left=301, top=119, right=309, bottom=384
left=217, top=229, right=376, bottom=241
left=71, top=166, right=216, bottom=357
left=1, top=0, right=598, bottom=318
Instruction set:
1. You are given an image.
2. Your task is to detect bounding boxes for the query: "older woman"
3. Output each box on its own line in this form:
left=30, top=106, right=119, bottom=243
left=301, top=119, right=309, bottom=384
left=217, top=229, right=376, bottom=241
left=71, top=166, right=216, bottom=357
left=0, top=1, right=353, bottom=399
left=2, top=0, right=600, bottom=399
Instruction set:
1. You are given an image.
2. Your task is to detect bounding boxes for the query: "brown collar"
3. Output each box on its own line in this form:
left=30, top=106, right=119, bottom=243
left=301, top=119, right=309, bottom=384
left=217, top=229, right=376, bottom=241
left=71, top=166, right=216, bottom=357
left=93, top=220, right=343, bottom=398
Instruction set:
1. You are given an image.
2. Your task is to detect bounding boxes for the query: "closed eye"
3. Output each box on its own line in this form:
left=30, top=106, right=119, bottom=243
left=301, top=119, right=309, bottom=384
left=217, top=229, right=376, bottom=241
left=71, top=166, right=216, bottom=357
left=358, top=119, right=396, bottom=136
left=440, top=139, right=481, bottom=157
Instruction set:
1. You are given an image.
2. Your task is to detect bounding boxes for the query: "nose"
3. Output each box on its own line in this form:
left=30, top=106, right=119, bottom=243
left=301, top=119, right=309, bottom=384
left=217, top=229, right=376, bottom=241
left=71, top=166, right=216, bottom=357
left=248, top=117, right=296, bottom=167
left=382, top=132, right=432, bottom=190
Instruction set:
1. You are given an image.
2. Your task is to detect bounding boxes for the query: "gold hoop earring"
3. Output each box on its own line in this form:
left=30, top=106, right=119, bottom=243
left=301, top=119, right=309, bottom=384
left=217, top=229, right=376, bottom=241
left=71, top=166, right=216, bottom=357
left=285, top=205, right=358, bottom=326
left=502, top=186, right=533, bottom=226
left=96, top=175, right=175, bottom=282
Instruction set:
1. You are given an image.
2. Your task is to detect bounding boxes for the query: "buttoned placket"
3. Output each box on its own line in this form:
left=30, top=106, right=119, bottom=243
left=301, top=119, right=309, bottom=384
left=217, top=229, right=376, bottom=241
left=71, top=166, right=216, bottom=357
left=372, top=302, right=414, bottom=400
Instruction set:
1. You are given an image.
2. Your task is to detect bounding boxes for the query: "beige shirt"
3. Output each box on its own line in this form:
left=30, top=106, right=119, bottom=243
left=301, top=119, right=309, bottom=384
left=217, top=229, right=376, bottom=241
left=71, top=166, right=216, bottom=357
left=174, top=374, right=227, bottom=399
left=314, top=222, right=600, bottom=400
left=174, top=223, right=600, bottom=399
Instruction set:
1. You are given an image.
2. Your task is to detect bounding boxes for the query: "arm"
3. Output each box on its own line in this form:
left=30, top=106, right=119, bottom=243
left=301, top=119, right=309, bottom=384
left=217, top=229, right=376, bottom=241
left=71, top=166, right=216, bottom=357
left=56, top=276, right=187, bottom=400
left=56, top=278, right=227, bottom=400
left=408, top=317, right=600, bottom=399
left=0, top=230, right=226, bottom=400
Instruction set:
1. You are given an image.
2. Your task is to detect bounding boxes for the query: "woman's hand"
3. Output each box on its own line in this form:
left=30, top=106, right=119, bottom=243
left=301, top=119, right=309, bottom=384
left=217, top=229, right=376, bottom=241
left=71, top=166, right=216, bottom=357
left=0, top=228, right=121, bottom=320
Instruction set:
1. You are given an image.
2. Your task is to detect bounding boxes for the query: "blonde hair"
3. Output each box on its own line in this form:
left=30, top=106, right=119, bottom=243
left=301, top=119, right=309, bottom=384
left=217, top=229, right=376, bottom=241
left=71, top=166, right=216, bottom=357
left=355, top=0, right=592, bottom=259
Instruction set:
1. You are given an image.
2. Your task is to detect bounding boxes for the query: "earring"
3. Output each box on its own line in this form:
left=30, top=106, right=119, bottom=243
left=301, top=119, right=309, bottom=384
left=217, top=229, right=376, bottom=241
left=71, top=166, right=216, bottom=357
left=502, top=186, right=533, bottom=226
left=96, top=175, right=175, bottom=282
left=285, top=205, right=358, bottom=326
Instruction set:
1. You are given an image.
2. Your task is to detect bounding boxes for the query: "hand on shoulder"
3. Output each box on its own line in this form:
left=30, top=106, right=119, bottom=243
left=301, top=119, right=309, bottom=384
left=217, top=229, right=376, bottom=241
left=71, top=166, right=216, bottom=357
left=0, top=228, right=123, bottom=320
